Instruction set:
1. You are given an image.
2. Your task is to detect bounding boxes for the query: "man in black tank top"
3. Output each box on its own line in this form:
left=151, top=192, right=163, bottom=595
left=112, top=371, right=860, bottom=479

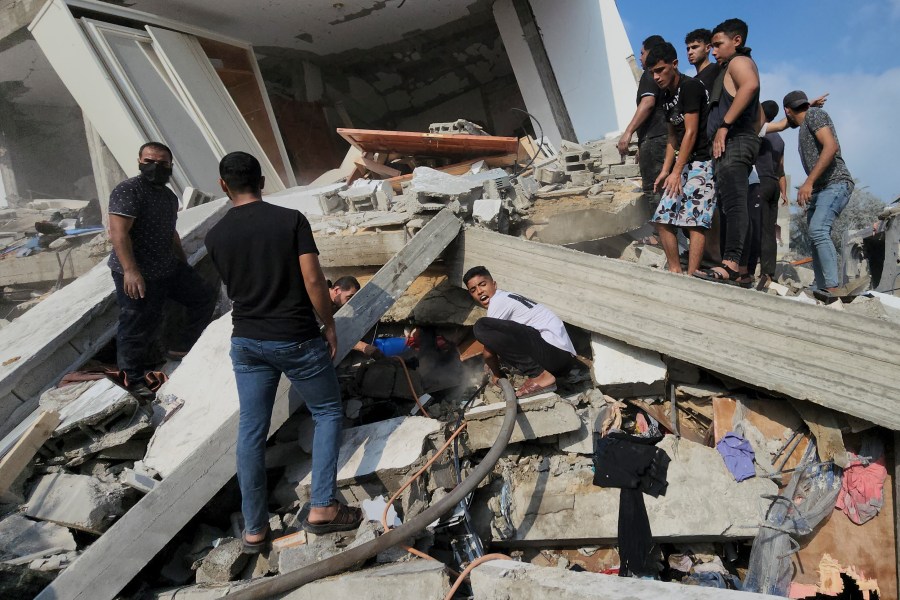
left=693, top=18, right=762, bottom=286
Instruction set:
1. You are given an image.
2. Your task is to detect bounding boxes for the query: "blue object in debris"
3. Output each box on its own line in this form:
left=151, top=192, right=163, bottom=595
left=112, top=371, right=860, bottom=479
left=374, top=337, right=408, bottom=356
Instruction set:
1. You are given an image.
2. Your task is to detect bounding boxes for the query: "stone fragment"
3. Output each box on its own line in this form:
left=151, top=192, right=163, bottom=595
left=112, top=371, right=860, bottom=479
left=591, top=333, right=666, bottom=396
left=472, top=199, right=504, bottom=230
left=485, top=436, right=776, bottom=544
left=464, top=392, right=581, bottom=450
left=25, top=472, right=129, bottom=534
left=609, top=163, right=641, bottom=178
left=121, top=467, right=158, bottom=494
left=278, top=533, right=341, bottom=575
left=193, top=538, right=249, bottom=583
left=0, top=513, right=77, bottom=561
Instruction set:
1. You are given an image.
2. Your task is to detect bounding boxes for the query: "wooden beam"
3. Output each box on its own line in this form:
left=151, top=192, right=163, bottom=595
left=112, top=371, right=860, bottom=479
left=337, top=128, right=519, bottom=157
left=0, top=410, right=59, bottom=495
left=353, top=155, right=401, bottom=178
left=448, top=227, right=900, bottom=430
left=36, top=209, right=462, bottom=600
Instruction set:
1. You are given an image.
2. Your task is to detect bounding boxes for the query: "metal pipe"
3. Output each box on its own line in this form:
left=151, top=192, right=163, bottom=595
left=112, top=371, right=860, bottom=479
left=227, top=379, right=520, bottom=600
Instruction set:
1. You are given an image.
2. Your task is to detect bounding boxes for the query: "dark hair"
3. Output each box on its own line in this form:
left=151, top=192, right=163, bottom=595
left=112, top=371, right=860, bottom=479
left=684, top=28, right=712, bottom=45
left=712, top=18, right=748, bottom=45
left=641, top=35, right=666, bottom=51
left=139, top=142, right=172, bottom=161
left=762, top=100, right=780, bottom=122
left=463, top=265, right=492, bottom=286
left=332, top=276, right=361, bottom=291
left=219, top=151, right=262, bottom=194
left=644, top=42, right=678, bottom=70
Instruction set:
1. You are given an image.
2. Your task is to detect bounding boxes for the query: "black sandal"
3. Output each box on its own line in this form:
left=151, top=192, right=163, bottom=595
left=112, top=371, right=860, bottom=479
left=302, top=503, right=364, bottom=535
left=693, top=264, right=748, bottom=287
left=242, top=528, right=270, bottom=554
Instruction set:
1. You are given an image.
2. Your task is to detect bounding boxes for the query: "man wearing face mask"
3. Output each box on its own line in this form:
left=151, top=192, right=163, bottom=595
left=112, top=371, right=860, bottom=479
left=107, top=142, right=215, bottom=402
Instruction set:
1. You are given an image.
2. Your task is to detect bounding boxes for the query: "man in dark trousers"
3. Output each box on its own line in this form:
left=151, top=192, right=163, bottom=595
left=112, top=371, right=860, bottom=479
left=107, top=142, right=215, bottom=401
left=205, top=152, right=362, bottom=552
left=694, top=18, right=762, bottom=285
left=752, top=100, right=787, bottom=288
left=618, top=35, right=669, bottom=209
left=769, top=91, right=854, bottom=292
left=465, top=266, right=575, bottom=399
left=645, top=42, right=715, bottom=276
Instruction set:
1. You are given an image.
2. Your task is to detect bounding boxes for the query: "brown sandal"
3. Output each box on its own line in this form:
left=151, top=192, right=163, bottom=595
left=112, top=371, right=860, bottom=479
left=302, top=503, right=364, bottom=534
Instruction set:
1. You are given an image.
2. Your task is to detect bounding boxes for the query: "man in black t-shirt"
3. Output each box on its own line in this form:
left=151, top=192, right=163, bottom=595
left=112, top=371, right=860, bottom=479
left=205, top=152, right=362, bottom=552
left=107, top=142, right=215, bottom=401
left=749, top=100, right=787, bottom=285
left=645, top=43, right=716, bottom=276
left=618, top=35, right=669, bottom=207
left=685, top=28, right=721, bottom=93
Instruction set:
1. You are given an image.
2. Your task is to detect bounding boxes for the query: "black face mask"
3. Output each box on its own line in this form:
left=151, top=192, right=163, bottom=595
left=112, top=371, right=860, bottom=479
left=139, top=161, right=173, bottom=185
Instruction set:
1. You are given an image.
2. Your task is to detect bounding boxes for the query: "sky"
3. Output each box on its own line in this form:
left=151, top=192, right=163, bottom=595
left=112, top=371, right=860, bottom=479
left=617, top=0, right=900, bottom=202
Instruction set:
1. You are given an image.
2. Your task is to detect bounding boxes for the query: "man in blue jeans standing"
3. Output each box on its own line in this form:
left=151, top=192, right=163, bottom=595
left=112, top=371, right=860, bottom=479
left=205, top=152, right=362, bottom=553
left=774, top=91, right=854, bottom=292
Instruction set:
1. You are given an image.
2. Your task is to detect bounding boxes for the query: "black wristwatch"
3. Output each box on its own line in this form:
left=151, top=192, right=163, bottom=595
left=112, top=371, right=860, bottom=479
left=720, top=121, right=733, bottom=131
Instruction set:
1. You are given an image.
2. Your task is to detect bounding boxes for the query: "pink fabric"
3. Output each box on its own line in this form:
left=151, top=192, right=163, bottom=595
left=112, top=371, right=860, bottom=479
left=835, top=454, right=887, bottom=525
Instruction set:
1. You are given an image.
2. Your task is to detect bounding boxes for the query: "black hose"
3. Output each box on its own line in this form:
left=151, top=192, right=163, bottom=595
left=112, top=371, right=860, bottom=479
left=226, top=379, right=519, bottom=600
left=511, top=107, right=544, bottom=177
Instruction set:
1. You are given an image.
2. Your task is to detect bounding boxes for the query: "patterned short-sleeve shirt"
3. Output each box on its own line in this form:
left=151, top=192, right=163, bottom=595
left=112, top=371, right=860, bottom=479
left=107, top=176, right=179, bottom=280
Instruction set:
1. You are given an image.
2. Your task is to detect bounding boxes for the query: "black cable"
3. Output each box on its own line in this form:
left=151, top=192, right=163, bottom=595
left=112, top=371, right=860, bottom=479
left=510, top=107, right=544, bottom=177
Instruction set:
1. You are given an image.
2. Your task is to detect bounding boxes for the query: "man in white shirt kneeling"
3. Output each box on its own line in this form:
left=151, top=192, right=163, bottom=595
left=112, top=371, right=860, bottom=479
left=464, top=266, right=576, bottom=399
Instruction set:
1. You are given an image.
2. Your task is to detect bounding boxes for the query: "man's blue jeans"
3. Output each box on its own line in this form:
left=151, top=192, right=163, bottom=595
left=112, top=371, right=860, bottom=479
left=807, top=181, right=853, bottom=289
left=230, top=336, right=342, bottom=535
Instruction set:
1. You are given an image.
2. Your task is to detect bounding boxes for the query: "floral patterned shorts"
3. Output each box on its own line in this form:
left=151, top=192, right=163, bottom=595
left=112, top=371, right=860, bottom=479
left=651, top=160, right=716, bottom=228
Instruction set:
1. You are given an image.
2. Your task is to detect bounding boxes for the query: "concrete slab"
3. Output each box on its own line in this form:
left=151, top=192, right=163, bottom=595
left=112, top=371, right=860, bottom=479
left=465, top=393, right=581, bottom=450
left=284, top=416, right=442, bottom=496
left=490, top=436, right=775, bottom=544
left=267, top=183, right=347, bottom=216
left=471, top=560, right=781, bottom=599
left=0, top=513, right=76, bottom=560
left=25, top=472, right=129, bottom=534
left=590, top=333, right=666, bottom=396
left=276, top=559, right=449, bottom=600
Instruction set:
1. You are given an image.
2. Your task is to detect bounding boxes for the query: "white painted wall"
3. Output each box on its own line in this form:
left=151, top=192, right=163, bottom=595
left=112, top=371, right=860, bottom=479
left=492, top=0, right=562, bottom=145
left=530, top=0, right=636, bottom=141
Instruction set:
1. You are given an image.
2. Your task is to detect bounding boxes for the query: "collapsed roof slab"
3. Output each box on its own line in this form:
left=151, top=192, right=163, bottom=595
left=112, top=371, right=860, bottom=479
left=36, top=209, right=461, bottom=600
left=447, top=227, right=900, bottom=430
left=0, top=199, right=229, bottom=440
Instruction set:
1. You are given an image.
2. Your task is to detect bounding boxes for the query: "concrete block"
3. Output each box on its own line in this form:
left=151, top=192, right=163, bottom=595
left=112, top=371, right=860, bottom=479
left=25, top=472, right=129, bottom=534
left=0, top=513, right=76, bottom=560
left=535, top=167, right=566, bottom=185
left=464, top=393, right=581, bottom=450
left=278, top=534, right=341, bottom=575
left=569, top=171, right=594, bottom=187
left=488, top=436, right=775, bottom=544
left=268, top=183, right=347, bottom=216
left=280, top=559, right=450, bottom=599
left=471, top=560, right=780, bottom=599
left=472, top=199, right=505, bottom=230
left=591, top=333, right=666, bottom=396
left=285, top=416, right=442, bottom=494
left=609, top=163, right=641, bottom=178
left=194, top=538, right=249, bottom=583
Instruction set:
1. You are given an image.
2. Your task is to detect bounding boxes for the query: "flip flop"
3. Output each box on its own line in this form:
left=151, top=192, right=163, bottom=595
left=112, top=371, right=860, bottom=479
left=242, top=528, right=270, bottom=554
left=302, top=503, right=364, bottom=535
left=515, top=379, right=557, bottom=399
left=693, top=265, right=748, bottom=287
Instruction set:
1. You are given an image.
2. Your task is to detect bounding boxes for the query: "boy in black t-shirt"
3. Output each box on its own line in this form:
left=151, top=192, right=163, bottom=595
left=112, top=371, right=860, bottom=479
left=645, top=43, right=716, bottom=275
left=205, top=152, right=362, bottom=552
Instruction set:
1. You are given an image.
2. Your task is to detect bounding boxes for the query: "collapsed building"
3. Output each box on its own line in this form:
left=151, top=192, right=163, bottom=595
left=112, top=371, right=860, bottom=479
left=1, top=1, right=899, bottom=599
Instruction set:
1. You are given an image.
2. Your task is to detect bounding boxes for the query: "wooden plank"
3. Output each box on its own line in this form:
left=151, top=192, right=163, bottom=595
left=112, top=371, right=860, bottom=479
left=313, top=231, right=408, bottom=268
left=36, top=209, right=462, bottom=600
left=447, top=227, right=900, bottom=430
left=353, top=155, right=401, bottom=178
left=0, top=410, right=59, bottom=494
left=337, top=128, right=519, bottom=158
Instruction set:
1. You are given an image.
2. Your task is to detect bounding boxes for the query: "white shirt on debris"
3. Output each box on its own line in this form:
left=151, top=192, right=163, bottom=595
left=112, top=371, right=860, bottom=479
left=487, top=290, right=576, bottom=355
